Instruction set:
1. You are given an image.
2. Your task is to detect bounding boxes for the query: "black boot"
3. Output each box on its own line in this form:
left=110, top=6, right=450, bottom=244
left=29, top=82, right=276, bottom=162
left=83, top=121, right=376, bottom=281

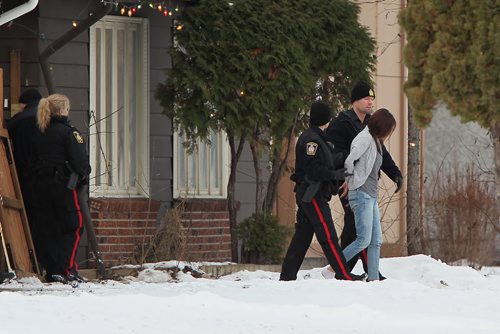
left=0, top=272, right=15, bottom=284
left=44, top=274, right=68, bottom=284
left=66, top=272, right=86, bottom=283
left=67, top=268, right=87, bottom=282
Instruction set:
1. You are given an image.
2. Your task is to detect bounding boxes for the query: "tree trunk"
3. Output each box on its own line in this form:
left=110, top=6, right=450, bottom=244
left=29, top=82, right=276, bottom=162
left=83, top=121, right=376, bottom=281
left=263, top=134, right=294, bottom=213
left=407, top=104, right=424, bottom=255
left=227, top=132, right=245, bottom=262
left=262, top=115, right=298, bottom=213
left=492, top=121, right=500, bottom=225
left=249, top=130, right=263, bottom=216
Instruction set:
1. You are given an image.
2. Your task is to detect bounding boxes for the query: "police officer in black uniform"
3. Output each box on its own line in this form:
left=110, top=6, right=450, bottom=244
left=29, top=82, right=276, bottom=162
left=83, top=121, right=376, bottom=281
left=7, top=89, right=42, bottom=236
left=280, top=102, right=366, bottom=281
left=326, top=81, right=403, bottom=279
left=31, top=93, right=90, bottom=283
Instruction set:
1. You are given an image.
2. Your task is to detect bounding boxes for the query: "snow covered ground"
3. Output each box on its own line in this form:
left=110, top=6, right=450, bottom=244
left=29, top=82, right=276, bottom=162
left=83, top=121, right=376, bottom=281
left=1, top=255, right=499, bottom=333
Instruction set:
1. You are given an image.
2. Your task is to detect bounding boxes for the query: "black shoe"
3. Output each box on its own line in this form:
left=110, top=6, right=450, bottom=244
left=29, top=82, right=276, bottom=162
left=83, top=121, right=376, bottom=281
left=379, top=272, right=387, bottom=281
left=0, top=272, right=15, bottom=284
left=351, top=273, right=367, bottom=281
left=44, top=274, right=68, bottom=284
left=66, top=273, right=86, bottom=283
left=335, top=272, right=367, bottom=281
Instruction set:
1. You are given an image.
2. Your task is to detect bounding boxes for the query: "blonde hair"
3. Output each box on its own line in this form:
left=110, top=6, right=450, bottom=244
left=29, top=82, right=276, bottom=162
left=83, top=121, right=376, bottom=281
left=37, top=93, right=70, bottom=132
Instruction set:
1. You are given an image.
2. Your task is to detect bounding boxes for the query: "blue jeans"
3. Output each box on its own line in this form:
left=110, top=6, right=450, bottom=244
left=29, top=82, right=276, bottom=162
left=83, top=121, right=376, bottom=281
left=342, top=189, right=382, bottom=280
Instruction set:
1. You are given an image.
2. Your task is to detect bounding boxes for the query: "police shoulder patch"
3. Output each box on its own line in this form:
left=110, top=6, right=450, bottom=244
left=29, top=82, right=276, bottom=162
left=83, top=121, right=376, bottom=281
left=73, top=131, right=84, bottom=144
left=306, top=142, right=318, bottom=156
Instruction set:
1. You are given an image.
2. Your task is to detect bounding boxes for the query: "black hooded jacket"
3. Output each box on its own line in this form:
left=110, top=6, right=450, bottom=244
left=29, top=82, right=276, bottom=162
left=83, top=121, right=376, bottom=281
left=7, top=101, right=40, bottom=179
left=326, top=109, right=402, bottom=182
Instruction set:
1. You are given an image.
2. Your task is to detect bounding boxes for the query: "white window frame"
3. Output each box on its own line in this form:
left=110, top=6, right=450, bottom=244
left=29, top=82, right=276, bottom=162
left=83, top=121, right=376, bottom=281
left=173, top=131, right=230, bottom=198
left=89, top=16, right=150, bottom=197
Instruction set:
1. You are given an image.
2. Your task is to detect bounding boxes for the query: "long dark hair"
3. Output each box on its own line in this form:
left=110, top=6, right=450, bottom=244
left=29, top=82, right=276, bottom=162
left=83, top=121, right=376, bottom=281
left=367, top=108, right=396, bottom=141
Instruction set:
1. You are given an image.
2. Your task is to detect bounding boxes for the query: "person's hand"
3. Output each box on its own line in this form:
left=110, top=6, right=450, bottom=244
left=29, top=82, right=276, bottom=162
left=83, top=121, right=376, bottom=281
left=339, top=181, right=349, bottom=199
left=330, top=168, right=349, bottom=181
left=394, top=175, right=403, bottom=193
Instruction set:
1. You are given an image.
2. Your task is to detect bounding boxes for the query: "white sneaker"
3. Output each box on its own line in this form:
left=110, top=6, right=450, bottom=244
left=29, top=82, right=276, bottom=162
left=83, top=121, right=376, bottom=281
left=321, top=267, right=335, bottom=279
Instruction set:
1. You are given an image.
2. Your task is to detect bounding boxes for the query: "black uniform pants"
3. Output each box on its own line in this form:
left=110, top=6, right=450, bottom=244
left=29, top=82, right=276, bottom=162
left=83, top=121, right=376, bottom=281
left=280, top=194, right=353, bottom=281
left=339, top=194, right=369, bottom=272
left=33, top=176, right=84, bottom=276
left=18, top=175, right=40, bottom=256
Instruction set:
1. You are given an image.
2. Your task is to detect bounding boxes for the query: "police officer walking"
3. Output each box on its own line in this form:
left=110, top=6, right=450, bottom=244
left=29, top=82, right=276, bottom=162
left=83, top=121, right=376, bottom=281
left=280, top=102, right=366, bottom=281
left=31, top=93, right=90, bottom=284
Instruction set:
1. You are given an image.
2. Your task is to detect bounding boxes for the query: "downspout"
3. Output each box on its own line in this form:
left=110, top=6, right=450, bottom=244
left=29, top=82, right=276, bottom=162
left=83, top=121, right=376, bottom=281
left=39, top=3, right=113, bottom=94
left=0, top=0, right=38, bottom=26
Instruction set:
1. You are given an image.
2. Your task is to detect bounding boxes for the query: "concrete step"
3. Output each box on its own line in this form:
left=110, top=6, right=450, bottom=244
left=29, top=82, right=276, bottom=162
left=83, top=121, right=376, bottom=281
left=78, top=257, right=328, bottom=280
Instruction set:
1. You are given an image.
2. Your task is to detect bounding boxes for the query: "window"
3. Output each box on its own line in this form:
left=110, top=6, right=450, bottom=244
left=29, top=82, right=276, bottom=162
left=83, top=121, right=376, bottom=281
left=173, top=130, right=229, bottom=198
left=89, top=16, right=149, bottom=197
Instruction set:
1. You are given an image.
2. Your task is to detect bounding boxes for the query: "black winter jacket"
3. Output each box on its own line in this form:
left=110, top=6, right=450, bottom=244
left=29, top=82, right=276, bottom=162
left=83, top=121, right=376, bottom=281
left=31, top=116, right=91, bottom=181
left=326, top=109, right=402, bottom=182
left=292, top=125, right=343, bottom=199
left=7, top=102, right=39, bottom=178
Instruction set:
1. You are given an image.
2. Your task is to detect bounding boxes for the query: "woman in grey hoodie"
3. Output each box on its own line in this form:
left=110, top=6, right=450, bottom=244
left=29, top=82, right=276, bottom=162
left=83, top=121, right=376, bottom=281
left=343, top=108, right=396, bottom=281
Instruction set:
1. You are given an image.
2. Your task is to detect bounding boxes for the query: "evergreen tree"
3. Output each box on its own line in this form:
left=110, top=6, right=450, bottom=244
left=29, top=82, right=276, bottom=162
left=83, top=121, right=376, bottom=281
left=261, top=0, right=375, bottom=214
left=400, top=1, right=499, bottom=225
left=157, top=0, right=375, bottom=261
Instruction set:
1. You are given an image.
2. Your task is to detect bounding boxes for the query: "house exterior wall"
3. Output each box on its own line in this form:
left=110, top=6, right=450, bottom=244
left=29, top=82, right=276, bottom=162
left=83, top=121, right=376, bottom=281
left=148, top=13, right=173, bottom=204
left=90, top=198, right=161, bottom=265
left=0, top=7, right=42, bottom=104
left=355, top=0, right=407, bottom=256
left=234, top=143, right=271, bottom=223
left=1, top=1, right=233, bottom=268
left=89, top=197, right=231, bottom=267
left=179, top=199, right=232, bottom=261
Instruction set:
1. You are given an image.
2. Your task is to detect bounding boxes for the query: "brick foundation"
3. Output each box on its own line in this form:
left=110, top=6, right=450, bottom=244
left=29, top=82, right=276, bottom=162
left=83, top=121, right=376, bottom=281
left=179, top=199, right=232, bottom=262
left=89, top=198, right=232, bottom=267
left=90, top=198, right=161, bottom=267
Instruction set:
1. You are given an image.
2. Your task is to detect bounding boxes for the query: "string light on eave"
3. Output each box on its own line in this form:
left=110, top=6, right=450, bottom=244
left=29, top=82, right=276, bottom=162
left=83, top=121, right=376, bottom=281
left=102, top=1, right=181, bottom=18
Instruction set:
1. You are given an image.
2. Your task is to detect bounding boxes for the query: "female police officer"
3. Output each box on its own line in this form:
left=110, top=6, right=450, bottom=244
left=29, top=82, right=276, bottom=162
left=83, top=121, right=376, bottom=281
left=280, top=102, right=366, bottom=281
left=32, top=93, right=90, bottom=284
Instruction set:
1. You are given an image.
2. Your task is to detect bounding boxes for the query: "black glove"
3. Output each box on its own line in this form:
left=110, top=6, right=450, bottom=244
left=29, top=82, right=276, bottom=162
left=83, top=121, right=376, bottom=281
left=330, top=168, right=350, bottom=181
left=394, top=175, right=403, bottom=193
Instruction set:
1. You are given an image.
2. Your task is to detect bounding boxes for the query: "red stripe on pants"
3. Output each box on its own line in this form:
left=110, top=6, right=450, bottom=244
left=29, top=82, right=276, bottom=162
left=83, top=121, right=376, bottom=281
left=312, top=199, right=352, bottom=280
left=67, top=189, right=83, bottom=275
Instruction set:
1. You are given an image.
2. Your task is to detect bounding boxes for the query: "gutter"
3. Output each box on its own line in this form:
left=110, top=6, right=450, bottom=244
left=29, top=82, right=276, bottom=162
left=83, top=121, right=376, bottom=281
left=39, top=3, right=113, bottom=94
left=0, top=0, right=38, bottom=26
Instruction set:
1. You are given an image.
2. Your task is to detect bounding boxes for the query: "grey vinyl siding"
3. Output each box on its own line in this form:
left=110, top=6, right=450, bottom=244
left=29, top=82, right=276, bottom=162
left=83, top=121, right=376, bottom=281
left=35, top=1, right=89, bottom=141
left=149, top=14, right=173, bottom=203
left=0, top=9, right=43, bottom=117
left=234, top=143, right=270, bottom=223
